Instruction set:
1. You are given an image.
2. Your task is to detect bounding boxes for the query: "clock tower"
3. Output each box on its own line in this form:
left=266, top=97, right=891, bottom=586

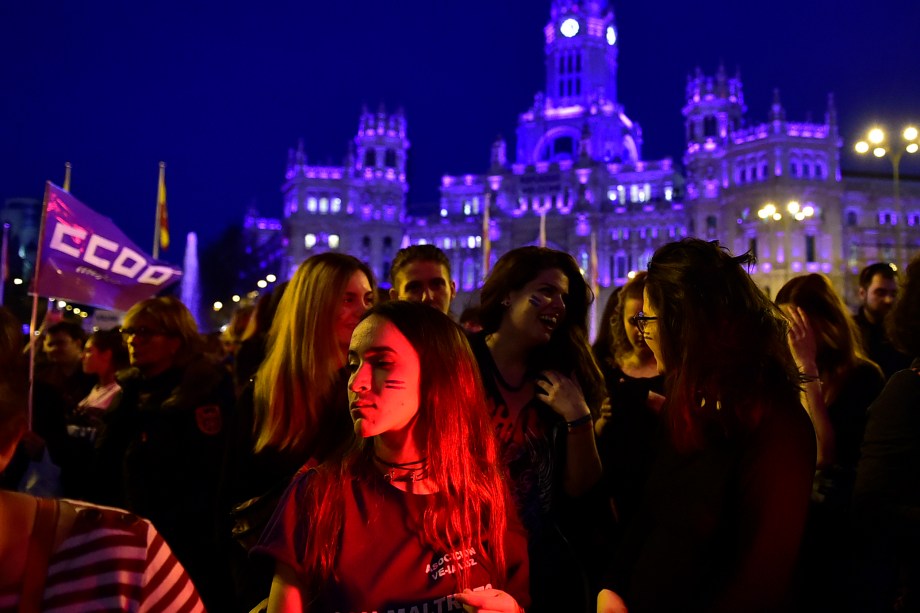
left=516, top=0, right=641, bottom=165
left=546, top=0, right=619, bottom=109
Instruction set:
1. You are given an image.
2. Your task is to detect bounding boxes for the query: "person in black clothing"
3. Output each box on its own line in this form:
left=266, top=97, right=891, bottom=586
left=853, top=262, right=911, bottom=379
left=853, top=252, right=920, bottom=611
left=776, top=273, right=885, bottom=611
left=224, top=253, right=374, bottom=611
left=94, top=296, right=235, bottom=611
left=592, top=272, right=664, bottom=531
left=233, top=281, right=288, bottom=395
left=598, top=239, right=815, bottom=613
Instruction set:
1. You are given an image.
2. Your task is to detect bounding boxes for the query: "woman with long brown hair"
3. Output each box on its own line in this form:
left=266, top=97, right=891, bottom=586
left=598, top=239, right=815, bottom=612
left=258, top=301, right=529, bottom=612
left=473, top=246, right=605, bottom=612
left=775, top=273, right=885, bottom=611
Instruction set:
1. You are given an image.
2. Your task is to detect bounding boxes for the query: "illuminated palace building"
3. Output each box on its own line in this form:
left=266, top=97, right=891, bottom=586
left=268, top=0, right=920, bottom=304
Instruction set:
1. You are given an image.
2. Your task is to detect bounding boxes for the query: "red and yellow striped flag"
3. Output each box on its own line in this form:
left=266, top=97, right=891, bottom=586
left=156, top=162, right=169, bottom=252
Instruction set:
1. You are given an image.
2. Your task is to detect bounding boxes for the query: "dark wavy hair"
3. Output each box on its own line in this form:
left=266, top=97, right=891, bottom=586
left=300, top=301, right=510, bottom=596
left=776, top=273, right=880, bottom=404
left=887, top=252, right=920, bottom=358
left=645, top=238, right=801, bottom=451
left=591, top=287, right=621, bottom=370
left=479, top=246, right=604, bottom=407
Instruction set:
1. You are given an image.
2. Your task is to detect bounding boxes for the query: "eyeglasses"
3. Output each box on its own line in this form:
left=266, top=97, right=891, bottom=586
left=120, top=326, right=167, bottom=339
left=632, top=312, right=658, bottom=334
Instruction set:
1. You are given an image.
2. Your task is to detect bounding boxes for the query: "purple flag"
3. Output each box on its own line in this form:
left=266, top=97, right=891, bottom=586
left=32, top=183, right=182, bottom=312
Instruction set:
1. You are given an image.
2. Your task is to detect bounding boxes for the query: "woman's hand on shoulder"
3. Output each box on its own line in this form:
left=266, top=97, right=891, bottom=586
left=597, top=589, right=628, bottom=613
left=536, top=370, right=590, bottom=422
left=454, top=588, right=524, bottom=613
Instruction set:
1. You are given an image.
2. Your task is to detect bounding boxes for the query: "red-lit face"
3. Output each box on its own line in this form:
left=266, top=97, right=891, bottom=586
left=501, top=267, right=569, bottom=348
left=336, top=271, right=375, bottom=353
left=81, top=338, right=112, bottom=375
left=347, top=315, right=421, bottom=441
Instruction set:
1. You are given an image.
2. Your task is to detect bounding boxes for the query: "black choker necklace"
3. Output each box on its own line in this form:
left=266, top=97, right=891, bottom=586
left=374, top=456, right=428, bottom=483
left=492, top=367, right=529, bottom=393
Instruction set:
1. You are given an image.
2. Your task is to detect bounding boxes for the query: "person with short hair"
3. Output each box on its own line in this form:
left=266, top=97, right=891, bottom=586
left=598, top=239, right=815, bottom=613
left=389, top=244, right=456, bottom=315
left=42, top=320, right=86, bottom=365
left=61, top=328, right=130, bottom=498
left=854, top=262, right=911, bottom=378
left=94, top=296, right=235, bottom=611
left=259, top=301, right=529, bottom=612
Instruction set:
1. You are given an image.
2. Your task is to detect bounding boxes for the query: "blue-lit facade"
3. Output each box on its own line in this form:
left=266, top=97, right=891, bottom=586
left=273, top=0, right=920, bottom=304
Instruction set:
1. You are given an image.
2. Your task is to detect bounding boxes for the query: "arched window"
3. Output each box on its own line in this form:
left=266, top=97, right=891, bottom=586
left=384, top=149, right=397, bottom=168
left=846, top=210, right=858, bottom=227
left=703, top=116, right=717, bottom=138
left=363, top=149, right=376, bottom=168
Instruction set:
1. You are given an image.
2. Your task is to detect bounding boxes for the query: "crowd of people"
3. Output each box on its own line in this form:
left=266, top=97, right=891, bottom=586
left=0, top=239, right=917, bottom=612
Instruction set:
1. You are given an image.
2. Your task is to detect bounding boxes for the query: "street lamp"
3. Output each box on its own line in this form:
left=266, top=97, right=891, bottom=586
left=756, top=200, right=816, bottom=284
left=854, top=125, right=920, bottom=265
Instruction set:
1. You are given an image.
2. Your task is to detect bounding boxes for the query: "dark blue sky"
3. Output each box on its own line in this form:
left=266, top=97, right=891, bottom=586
left=3, top=0, right=919, bottom=264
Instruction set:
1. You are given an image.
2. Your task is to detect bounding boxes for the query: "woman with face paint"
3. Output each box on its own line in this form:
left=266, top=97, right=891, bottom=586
left=471, top=246, right=606, bottom=612
left=597, top=239, right=816, bottom=613
left=258, top=301, right=529, bottom=613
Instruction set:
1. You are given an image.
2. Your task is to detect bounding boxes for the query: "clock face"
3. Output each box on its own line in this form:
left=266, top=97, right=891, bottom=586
left=606, top=25, right=617, bottom=45
left=560, top=18, right=579, bottom=38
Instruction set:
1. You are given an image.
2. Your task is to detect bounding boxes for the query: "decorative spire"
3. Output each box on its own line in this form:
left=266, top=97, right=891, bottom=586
left=578, top=123, right=593, bottom=162
left=490, top=135, right=507, bottom=170
left=825, top=93, right=837, bottom=126
left=295, top=138, right=306, bottom=165
left=770, top=88, right=785, bottom=122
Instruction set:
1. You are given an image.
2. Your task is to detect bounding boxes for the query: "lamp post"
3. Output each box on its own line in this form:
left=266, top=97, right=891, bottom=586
left=854, top=125, right=919, bottom=266
left=757, top=200, right=816, bottom=287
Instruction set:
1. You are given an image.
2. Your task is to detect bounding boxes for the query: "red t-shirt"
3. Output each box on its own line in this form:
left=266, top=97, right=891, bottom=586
left=255, top=467, right=530, bottom=613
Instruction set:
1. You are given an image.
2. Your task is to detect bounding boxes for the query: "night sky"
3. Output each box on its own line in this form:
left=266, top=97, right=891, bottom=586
left=3, top=0, right=919, bottom=265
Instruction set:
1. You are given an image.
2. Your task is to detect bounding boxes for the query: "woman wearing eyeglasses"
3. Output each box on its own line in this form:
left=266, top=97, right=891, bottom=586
left=597, top=239, right=815, bottom=613
left=592, top=272, right=665, bottom=532
left=94, top=296, right=236, bottom=611
left=472, top=246, right=606, bottom=612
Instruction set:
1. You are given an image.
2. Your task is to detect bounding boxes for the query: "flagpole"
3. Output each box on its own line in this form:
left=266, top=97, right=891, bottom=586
left=153, top=161, right=165, bottom=259
left=482, top=191, right=491, bottom=279
left=0, top=223, right=9, bottom=306
left=539, top=209, right=547, bottom=248
left=62, top=162, right=72, bottom=193
left=28, top=182, right=53, bottom=432
left=589, top=230, right=599, bottom=343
